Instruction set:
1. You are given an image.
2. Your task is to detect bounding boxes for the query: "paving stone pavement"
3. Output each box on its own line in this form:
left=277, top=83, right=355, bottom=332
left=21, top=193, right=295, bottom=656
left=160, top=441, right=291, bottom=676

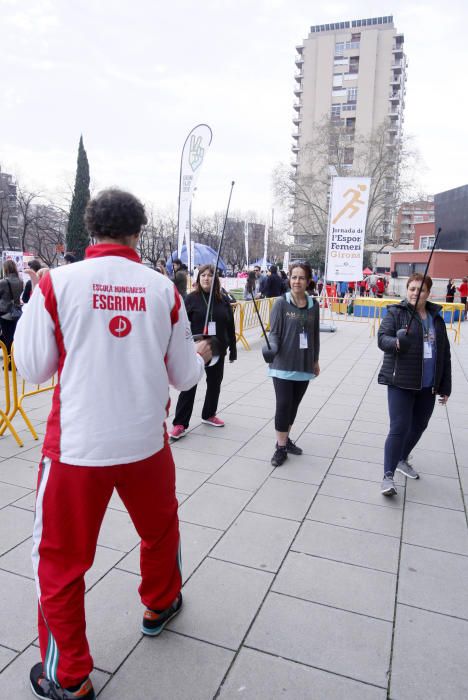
left=0, top=321, right=467, bottom=698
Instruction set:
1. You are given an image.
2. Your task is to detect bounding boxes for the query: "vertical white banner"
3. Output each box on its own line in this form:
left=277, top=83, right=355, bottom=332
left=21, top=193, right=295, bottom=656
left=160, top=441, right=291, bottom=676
left=244, top=221, right=249, bottom=269
left=177, top=124, right=213, bottom=256
left=325, top=176, right=371, bottom=281
left=283, top=250, right=290, bottom=273
left=262, top=223, right=269, bottom=270
left=190, top=240, right=195, bottom=273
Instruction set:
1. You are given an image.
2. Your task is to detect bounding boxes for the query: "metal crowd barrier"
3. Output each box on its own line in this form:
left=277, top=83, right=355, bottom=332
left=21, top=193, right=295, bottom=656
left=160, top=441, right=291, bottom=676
left=232, top=296, right=463, bottom=348
left=0, top=343, right=55, bottom=447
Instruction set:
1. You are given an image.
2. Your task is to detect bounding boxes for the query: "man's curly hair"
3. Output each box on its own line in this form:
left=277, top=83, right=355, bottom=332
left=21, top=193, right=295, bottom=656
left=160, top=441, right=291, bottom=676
left=85, top=189, right=148, bottom=239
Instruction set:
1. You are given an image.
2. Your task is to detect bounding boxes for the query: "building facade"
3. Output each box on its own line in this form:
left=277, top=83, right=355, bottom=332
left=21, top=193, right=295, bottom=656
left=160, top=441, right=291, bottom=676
left=292, top=16, right=407, bottom=251
left=393, top=199, right=434, bottom=245
left=0, top=169, right=21, bottom=251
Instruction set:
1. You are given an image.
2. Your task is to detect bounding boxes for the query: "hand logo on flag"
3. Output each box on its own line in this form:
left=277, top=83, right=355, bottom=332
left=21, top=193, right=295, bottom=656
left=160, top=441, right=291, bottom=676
left=189, top=136, right=205, bottom=172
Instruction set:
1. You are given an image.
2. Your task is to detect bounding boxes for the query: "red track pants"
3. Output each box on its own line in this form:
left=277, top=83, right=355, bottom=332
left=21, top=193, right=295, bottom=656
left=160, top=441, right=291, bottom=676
left=32, top=444, right=181, bottom=688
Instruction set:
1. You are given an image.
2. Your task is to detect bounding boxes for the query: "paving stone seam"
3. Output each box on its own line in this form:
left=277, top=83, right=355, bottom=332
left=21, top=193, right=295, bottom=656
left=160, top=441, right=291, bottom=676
left=312, top=493, right=403, bottom=510
left=384, top=464, right=408, bottom=700
left=444, top=370, right=468, bottom=525
left=306, top=515, right=401, bottom=539
left=244, top=508, right=303, bottom=524
left=239, top=644, right=389, bottom=692
left=401, top=540, right=468, bottom=559
left=308, top=492, right=404, bottom=512
left=397, top=602, right=468, bottom=624
left=269, top=588, right=396, bottom=624
left=94, top=632, right=147, bottom=695
left=288, top=549, right=400, bottom=576
left=405, top=497, right=463, bottom=513
left=0, top=534, right=32, bottom=558
left=0, top=487, right=35, bottom=511
left=206, top=553, right=280, bottom=575
left=0, top=642, right=36, bottom=677
left=0, top=565, right=34, bottom=582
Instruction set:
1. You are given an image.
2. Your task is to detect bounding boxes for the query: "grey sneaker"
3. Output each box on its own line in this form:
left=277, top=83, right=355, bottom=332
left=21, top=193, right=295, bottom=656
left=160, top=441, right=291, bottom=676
left=396, top=460, right=419, bottom=479
left=381, top=474, right=397, bottom=496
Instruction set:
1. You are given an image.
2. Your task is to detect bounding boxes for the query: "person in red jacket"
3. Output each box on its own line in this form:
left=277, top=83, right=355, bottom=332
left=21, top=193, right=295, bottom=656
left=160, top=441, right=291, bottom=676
left=376, top=277, right=386, bottom=298
left=458, top=277, right=468, bottom=319
left=14, top=189, right=212, bottom=700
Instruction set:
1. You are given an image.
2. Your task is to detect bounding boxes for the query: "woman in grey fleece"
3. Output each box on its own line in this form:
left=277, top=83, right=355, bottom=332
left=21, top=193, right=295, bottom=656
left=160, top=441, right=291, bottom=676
left=265, top=262, right=320, bottom=467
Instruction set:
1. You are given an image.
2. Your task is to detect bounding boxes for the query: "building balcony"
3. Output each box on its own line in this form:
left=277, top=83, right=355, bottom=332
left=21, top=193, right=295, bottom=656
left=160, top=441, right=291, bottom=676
left=293, top=100, right=302, bottom=111
left=292, top=130, right=301, bottom=140
left=292, top=114, right=302, bottom=125
left=295, top=54, right=304, bottom=67
left=392, top=62, right=403, bottom=73
left=293, top=84, right=303, bottom=96
left=291, top=144, right=299, bottom=154
left=291, top=160, right=298, bottom=168
left=294, top=71, right=303, bottom=82
left=341, top=103, right=356, bottom=113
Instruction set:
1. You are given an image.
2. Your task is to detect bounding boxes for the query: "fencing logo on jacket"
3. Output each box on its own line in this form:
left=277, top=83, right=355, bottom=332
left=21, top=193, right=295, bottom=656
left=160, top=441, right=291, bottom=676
left=109, top=316, right=132, bottom=337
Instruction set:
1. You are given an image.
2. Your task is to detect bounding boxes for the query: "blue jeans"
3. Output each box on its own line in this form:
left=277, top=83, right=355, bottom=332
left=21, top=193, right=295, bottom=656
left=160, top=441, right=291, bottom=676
left=384, top=386, right=435, bottom=476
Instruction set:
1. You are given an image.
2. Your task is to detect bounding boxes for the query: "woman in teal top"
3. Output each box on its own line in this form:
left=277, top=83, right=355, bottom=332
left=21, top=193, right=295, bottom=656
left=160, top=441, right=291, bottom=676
left=264, top=262, right=320, bottom=467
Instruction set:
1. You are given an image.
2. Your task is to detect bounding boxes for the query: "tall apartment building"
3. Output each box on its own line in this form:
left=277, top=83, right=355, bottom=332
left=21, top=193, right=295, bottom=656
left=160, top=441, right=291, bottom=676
left=292, top=16, right=407, bottom=250
left=393, top=199, right=434, bottom=245
left=0, top=168, right=21, bottom=250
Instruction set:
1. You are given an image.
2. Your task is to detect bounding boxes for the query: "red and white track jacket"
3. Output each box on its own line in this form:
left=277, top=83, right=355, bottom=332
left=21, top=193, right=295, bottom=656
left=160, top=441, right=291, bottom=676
left=14, top=244, right=205, bottom=466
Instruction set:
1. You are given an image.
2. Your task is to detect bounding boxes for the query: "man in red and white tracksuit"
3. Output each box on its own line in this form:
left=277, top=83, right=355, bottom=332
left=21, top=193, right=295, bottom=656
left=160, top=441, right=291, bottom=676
left=14, top=189, right=212, bottom=700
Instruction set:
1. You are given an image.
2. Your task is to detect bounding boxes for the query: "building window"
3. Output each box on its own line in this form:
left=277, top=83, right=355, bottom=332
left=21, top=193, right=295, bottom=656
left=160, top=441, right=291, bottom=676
left=333, top=74, right=343, bottom=87
left=349, top=56, right=359, bottom=74
left=395, top=262, right=426, bottom=277
left=335, top=42, right=344, bottom=56
left=344, top=147, right=354, bottom=165
left=331, top=104, right=341, bottom=117
left=347, top=87, right=358, bottom=103
left=420, top=236, right=435, bottom=249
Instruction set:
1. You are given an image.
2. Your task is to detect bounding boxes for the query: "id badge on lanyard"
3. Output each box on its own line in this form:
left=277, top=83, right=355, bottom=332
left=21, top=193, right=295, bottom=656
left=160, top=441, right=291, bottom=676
left=299, top=331, right=308, bottom=349
left=208, top=321, right=216, bottom=336
left=423, top=341, right=432, bottom=359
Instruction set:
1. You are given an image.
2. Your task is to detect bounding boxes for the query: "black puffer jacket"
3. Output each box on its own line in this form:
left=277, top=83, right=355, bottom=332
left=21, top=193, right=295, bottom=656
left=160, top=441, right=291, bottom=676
left=377, top=300, right=451, bottom=395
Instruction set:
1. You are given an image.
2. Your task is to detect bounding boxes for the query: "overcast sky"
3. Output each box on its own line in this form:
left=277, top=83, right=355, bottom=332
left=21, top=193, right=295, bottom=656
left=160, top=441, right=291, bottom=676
left=1, top=0, right=466, bottom=221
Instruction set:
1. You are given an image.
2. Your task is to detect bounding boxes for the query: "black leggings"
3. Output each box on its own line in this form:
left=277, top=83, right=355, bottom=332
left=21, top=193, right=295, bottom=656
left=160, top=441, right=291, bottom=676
left=173, top=356, right=225, bottom=428
left=273, top=377, right=309, bottom=432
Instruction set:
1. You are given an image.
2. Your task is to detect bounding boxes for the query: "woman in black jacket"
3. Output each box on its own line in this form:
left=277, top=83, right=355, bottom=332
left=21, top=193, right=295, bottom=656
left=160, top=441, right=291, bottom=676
left=377, top=273, right=451, bottom=497
left=445, top=278, right=456, bottom=303
left=169, top=264, right=237, bottom=439
left=0, top=259, right=24, bottom=360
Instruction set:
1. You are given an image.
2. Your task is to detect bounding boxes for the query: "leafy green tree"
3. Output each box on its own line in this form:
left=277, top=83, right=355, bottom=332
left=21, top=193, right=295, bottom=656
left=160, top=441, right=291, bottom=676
left=66, top=136, right=90, bottom=260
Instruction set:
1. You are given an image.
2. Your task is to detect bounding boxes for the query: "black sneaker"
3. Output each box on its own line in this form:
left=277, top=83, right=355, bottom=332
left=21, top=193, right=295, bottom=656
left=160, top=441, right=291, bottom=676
left=141, top=593, right=183, bottom=636
left=286, top=438, right=303, bottom=455
left=271, top=445, right=288, bottom=467
left=30, top=663, right=95, bottom=699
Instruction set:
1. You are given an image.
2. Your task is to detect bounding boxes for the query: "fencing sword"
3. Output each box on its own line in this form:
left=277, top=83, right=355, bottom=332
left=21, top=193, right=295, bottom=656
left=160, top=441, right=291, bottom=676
left=193, top=180, right=235, bottom=366
left=396, top=226, right=442, bottom=350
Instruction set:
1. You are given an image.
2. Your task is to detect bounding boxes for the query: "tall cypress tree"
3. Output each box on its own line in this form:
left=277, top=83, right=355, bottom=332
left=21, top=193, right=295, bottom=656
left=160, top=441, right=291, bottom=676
left=66, top=135, right=90, bottom=260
